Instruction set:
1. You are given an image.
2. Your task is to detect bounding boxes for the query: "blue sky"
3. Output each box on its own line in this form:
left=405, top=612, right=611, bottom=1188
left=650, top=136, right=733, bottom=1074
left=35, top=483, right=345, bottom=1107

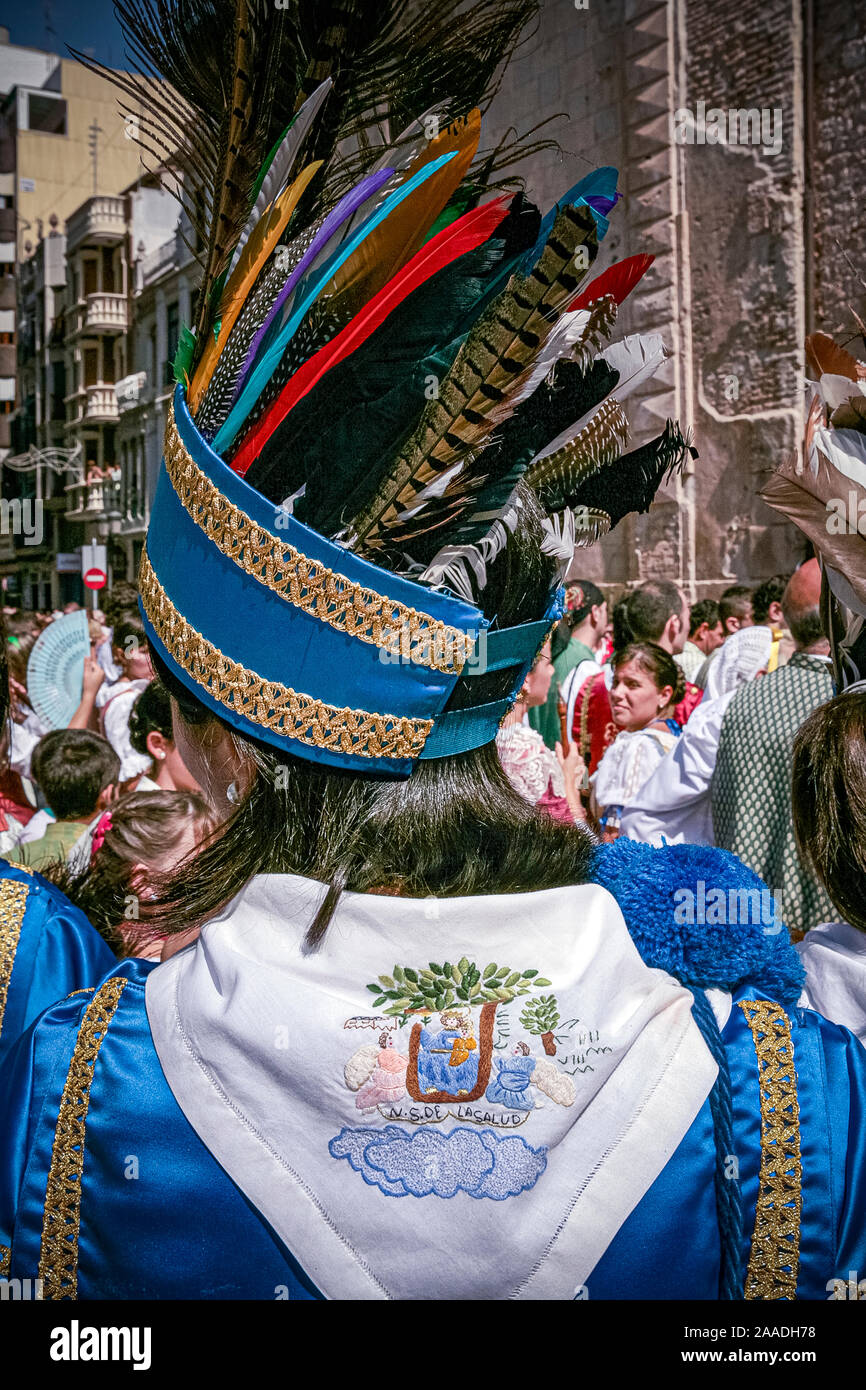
left=1, top=1, right=128, bottom=68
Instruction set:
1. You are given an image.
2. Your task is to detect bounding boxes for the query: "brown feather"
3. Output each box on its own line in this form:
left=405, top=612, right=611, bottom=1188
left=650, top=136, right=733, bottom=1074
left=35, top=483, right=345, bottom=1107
left=524, top=397, right=629, bottom=509
left=805, top=331, right=866, bottom=382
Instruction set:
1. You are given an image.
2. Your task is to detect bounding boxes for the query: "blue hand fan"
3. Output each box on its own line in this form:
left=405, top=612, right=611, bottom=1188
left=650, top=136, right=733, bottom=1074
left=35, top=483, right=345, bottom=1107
left=26, top=610, right=90, bottom=730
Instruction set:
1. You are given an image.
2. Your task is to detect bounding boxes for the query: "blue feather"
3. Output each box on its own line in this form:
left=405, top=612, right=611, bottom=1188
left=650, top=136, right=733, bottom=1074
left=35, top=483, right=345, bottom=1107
left=522, top=166, right=619, bottom=272
left=213, top=149, right=459, bottom=452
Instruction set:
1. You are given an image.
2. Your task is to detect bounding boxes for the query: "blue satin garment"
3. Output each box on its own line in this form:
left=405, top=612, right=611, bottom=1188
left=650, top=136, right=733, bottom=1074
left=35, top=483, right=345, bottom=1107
left=0, top=860, right=116, bottom=1067
left=0, top=959, right=319, bottom=1300
left=1, top=958, right=864, bottom=1299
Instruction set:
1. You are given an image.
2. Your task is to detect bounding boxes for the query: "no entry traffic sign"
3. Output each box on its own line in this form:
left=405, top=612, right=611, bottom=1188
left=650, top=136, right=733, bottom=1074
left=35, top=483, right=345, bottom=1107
left=83, top=567, right=107, bottom=590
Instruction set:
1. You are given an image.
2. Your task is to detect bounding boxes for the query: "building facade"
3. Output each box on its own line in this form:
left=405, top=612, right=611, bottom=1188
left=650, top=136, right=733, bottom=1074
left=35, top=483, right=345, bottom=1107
left=113, top=212, right=200, bottom=581
left=485, top=0, right=866, bottom=597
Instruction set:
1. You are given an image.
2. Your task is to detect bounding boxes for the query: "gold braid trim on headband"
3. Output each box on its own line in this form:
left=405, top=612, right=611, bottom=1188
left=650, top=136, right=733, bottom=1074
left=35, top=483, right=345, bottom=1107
left=164, top=404, right=473, bottom=677
left=139, top=548, right=433, bottom=761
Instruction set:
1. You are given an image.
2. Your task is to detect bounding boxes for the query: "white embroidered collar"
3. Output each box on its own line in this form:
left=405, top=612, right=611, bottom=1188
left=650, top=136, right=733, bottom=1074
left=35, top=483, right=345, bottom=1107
left=146, top=873, right=717, bottom=1299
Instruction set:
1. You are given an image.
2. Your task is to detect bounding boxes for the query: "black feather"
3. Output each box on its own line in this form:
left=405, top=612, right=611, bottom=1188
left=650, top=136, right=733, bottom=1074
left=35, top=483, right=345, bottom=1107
left=566, top=420, right=695, bottom=526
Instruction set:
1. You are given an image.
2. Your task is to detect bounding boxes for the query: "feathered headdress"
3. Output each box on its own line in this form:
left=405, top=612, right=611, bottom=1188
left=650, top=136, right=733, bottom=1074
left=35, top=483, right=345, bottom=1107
left=761, top=328, right=866, bottom=688
left=94, top=0, right=694, bottom=775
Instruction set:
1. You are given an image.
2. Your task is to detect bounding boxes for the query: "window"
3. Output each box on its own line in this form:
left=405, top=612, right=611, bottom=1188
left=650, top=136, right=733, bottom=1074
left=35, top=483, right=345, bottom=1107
left=166, top=300, right=179, bottom=360
left=26, top=94, right=67, bottom=136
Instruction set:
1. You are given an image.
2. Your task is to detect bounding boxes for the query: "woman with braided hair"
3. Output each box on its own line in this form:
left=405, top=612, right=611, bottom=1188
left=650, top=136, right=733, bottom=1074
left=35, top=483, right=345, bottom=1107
left=591, top=642, right=685, bottom=838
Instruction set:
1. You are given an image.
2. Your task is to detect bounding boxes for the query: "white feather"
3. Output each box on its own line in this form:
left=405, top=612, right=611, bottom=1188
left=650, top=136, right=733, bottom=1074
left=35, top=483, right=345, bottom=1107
left=508, top=310, right=592, bottom=408
left=600, top=332, right=667, bottom=402
left=421, top=494, right=523, bottom=600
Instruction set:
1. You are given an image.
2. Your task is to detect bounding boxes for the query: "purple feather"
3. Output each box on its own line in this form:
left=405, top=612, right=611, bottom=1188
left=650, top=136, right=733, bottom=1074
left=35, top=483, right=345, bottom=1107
left=586, top=191, right=621, bottom=216
left=230, top=168, right=395, bottom=409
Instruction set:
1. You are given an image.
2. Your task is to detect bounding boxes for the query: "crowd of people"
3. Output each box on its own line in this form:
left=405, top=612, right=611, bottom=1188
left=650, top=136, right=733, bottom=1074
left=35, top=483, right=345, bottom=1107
left=0, top=590, right=211, bottom=961
left=2, top=557, right=856, bottom=1045
left=0, top=557, right=864, bottom=1300
left=507, top=565, right=843, bottom=947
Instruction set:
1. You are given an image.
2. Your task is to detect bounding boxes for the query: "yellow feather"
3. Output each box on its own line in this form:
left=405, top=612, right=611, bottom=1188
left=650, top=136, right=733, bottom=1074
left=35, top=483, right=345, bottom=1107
left=328, top=109, right=482, bottom=317
left=188, top=159, right=323, bottom=412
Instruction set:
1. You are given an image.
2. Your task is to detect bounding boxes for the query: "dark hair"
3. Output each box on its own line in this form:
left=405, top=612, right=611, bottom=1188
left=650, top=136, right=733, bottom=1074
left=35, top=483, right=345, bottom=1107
left=31, top=729, right=119, bottom=820
left=5, top=627, right=35, bottom=690
left=549, top=618, right=571, bottom=662
left=44, top=790, right=216, bottom=953
left=145, top=491, right=597, bottom=951
left=719, top=585, right=753, bottom=625
left=128, top=680, right=172, bottom=756
left=564, top=579, right=604, bottom=626
left=688, top=598, right=720, bottom=639
left=613, top=641, right=686, bottom=707
left=752, top=574, right=789, bottom=625
left=5, top=609, right=40, bottom=638
left=792, top=693, right=866, bottom=932
left=0, top=605, right=8, bottom=730
left=113, top=614, right=147, bottom=654
left=624, top=580, right=684, bottom=643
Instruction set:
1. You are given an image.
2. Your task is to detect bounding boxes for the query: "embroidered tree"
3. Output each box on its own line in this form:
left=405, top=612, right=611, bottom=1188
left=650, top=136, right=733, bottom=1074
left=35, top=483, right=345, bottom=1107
left=519, top=994, right=560, bottom=1056
left=366, top=958, right=552, bottom=1023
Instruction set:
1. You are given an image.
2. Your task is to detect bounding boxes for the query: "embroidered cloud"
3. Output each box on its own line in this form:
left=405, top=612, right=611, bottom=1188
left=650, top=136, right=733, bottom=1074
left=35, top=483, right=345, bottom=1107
left=531, top=1059, right=576, bottom=1107
left=329, top=1125, right=547, bottom=1200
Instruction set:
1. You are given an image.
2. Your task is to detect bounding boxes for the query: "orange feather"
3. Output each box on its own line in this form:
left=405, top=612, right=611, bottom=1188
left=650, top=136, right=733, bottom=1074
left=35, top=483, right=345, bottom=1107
left=328, top=109, right=482, bottom=317
left=188, top=159, right=323, bottom=412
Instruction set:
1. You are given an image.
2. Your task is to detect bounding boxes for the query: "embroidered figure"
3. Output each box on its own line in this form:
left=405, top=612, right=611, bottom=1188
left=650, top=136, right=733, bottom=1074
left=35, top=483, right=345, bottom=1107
left=485, top=1042, right=536, bottom=1109
left=352, top=1032, right=409, bottom=1114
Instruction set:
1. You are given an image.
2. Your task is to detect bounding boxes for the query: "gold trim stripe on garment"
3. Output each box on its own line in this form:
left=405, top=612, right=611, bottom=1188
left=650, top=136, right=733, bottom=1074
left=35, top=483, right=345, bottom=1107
left=0, top=879, right=30, bottom=1046
left=139, top=548, right=433, bottom=761
left=163, top=403, right=472, bottom=676
left=38, top=977, right=128, bottom=1299
left=738, top=998, right=802, bottom=1300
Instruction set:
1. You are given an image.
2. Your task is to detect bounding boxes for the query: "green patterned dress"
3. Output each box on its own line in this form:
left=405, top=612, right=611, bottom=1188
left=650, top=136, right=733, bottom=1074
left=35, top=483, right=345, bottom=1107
left=711, top=652, right=835, bottom=934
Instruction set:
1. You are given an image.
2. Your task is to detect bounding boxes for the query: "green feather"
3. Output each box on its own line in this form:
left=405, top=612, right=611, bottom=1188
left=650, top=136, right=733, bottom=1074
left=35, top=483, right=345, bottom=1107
left=173, top=325, right=197, bottom=387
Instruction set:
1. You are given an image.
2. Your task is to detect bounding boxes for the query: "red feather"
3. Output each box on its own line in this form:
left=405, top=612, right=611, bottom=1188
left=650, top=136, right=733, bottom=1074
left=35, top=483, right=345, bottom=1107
left=569, top=253, right=654, bottom=311
left=231, top=196, right=512, bottom=476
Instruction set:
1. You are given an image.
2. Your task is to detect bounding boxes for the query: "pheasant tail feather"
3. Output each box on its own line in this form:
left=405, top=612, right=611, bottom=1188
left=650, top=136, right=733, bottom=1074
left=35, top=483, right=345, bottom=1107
left=349, top=200, right=600, bottom=550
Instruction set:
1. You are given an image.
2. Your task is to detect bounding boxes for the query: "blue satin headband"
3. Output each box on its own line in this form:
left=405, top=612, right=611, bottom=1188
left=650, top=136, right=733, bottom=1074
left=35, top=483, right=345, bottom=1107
left=138, top=387, right=562, bottom=776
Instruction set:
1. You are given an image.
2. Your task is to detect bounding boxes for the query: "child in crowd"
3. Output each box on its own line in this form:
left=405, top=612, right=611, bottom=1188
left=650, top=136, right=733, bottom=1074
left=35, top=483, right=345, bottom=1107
left=126, top=680, right=201, bottom=794
left=48, top=791, right=215, bottom=959
left=20, top=729, right=119, bottom=871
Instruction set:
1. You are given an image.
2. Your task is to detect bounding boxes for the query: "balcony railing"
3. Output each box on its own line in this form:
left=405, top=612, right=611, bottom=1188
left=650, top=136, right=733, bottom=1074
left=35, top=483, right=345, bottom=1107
left=65, top=196, right=125, bottom=253
left=65, top=385, right=120, bottom=426
left=139, top=235, right=177, bottom=287
left=65, top=476, right=123, bottom=522
left=75, top=293, right=127, bottom=335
